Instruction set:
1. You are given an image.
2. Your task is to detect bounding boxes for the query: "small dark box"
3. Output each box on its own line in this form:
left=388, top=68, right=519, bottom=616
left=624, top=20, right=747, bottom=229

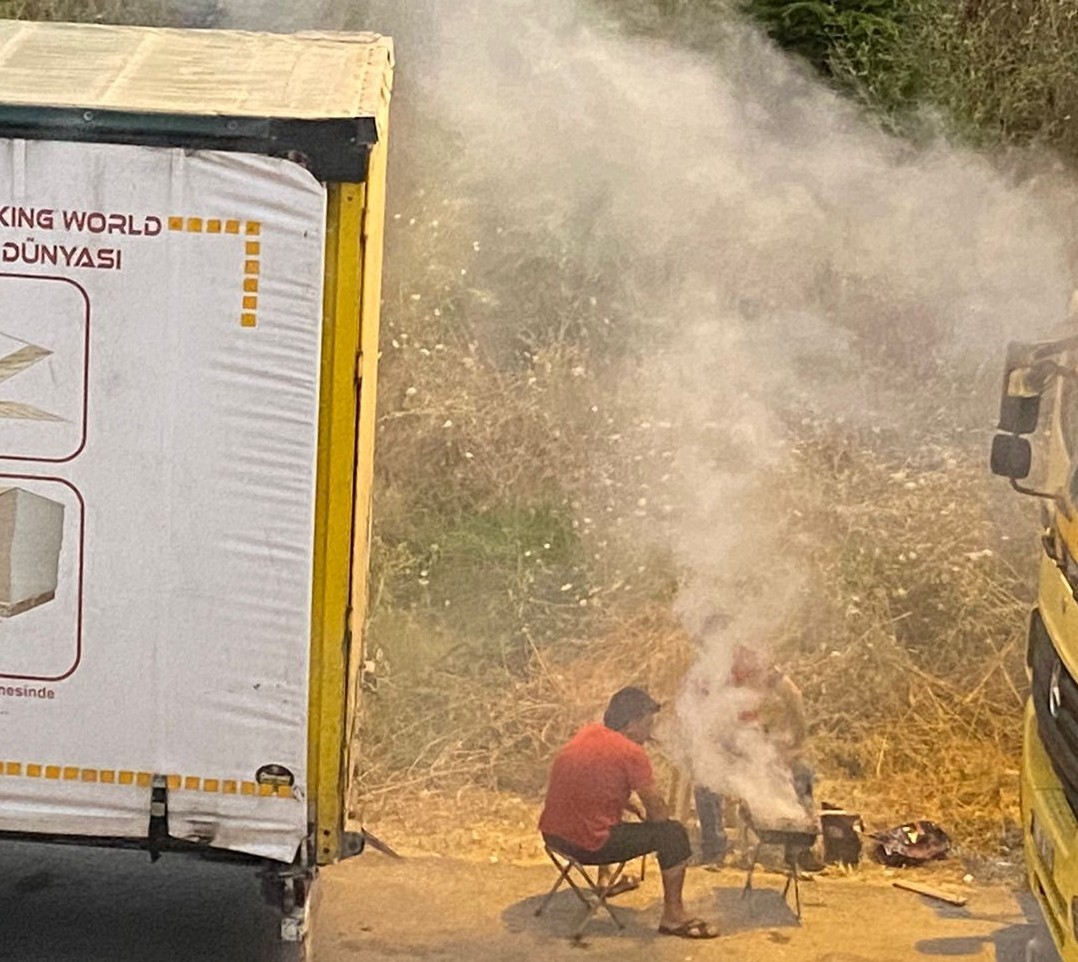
left=821, top=805, right=863, bottom=866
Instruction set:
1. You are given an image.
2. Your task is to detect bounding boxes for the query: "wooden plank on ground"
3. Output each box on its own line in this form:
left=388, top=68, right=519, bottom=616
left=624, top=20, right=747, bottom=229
left=893, top=879, right=968, bottom=906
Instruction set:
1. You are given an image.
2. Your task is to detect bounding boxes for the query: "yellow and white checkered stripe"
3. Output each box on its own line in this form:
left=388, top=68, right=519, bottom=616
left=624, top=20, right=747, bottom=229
left=167, top=215, right=263, bottom=328
left=0, top=760, right=294, bottom=798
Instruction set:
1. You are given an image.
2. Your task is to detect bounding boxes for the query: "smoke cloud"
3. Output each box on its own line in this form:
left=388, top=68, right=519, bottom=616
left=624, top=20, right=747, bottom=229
left=213, top=0, right=347, bottom=31
left=209, top=0, right=1077, bottom=814
left=367, top=0, right=1073, bottom=815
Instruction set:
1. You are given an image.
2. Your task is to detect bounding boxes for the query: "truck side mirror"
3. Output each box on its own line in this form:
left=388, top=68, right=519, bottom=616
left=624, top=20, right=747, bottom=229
left=990, top=434, right=1032, bottom=480
left=998, top=394, right=1040, bottom=435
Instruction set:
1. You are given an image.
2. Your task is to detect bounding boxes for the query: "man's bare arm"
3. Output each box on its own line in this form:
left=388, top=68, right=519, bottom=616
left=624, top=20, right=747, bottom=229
left=636, top=783, right=670, bottom=822
left=777, top=675, right=807, bottom=749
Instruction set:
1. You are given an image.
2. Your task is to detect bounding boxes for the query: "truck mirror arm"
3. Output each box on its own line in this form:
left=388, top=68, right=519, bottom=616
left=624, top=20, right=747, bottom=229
left=1006, top=334, right=1078, bottom=375
left=1009, top=478, right=1069, bottom=511
left=1001, top=338, right=1078, bottom=412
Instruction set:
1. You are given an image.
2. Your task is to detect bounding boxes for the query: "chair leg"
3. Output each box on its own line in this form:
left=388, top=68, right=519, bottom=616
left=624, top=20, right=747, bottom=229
left=571, top=862, right=625, bottom=939
left=538, top=848, right=629, bottom=939
left=594, top=862, right=627, bottom=929
left=571, top=865, right=605, bottom=941
left=536, top=855, right=575, bottom=917
left=561, top=867, right=596, bottom=907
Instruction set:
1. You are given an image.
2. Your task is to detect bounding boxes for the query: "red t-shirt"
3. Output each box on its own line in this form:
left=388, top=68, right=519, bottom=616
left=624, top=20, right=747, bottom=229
left=538, top=722, right=654, bottom=851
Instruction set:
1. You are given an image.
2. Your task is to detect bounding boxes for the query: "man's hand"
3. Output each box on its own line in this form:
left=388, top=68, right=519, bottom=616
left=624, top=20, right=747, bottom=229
left=636, top=783, right=670, bottom=822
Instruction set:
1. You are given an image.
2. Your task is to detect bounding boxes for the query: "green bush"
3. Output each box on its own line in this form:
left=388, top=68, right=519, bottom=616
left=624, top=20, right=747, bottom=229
left=0, top=0, right=215, bottom=25
left=741, top=0, right=904, bottom=74
left=607, top=0, right=1078, bottom=159
left=747, top=0, right=1078, bottom=155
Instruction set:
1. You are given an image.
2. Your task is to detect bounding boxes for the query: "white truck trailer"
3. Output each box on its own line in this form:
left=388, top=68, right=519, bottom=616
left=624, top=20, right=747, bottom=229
left=0, top=18, right=393, bottom=956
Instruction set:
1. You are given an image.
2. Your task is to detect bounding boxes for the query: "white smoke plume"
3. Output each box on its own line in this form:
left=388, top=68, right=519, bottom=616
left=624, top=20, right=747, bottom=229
left=201, top=1, right=1078, bottom=814
left=214, top=0, right=347, bottom=31
left=394, top=0, right=1078, bottom=819
left=674, top=644, right=808, bottom=825
left=362, top=0, right=1074, bottom=814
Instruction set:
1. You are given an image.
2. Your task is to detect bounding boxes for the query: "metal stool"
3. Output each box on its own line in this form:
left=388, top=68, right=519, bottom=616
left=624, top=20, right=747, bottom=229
left=535, top=844, right=630, bottom=940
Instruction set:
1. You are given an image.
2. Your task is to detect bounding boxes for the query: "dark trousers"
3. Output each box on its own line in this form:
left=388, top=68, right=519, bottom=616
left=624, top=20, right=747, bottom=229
left=544, top=819, right=692, bottom=871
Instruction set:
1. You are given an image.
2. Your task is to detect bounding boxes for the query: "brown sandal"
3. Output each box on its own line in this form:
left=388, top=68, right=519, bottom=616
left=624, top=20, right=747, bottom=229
left=658, top=918, right=720, bottom=939
left=601, top=874, right=641, bottom=898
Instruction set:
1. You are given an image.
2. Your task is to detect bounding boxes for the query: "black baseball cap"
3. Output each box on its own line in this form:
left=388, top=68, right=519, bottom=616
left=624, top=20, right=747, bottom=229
left=603, top=686, right=662, bottom=731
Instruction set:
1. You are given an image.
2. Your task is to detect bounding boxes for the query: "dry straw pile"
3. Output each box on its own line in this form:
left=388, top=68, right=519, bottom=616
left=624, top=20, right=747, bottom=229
left=354, top=67, right=1041, bottom=859
left=358, top=395, right=1037, bottom=859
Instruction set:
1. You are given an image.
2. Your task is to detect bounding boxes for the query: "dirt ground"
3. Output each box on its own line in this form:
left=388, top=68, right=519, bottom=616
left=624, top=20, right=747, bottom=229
left=320, top=787, right=1052, bottom=961
left=0, top=831, right=1050, bottom=962
left=313, top=848, right=1052, bottom=962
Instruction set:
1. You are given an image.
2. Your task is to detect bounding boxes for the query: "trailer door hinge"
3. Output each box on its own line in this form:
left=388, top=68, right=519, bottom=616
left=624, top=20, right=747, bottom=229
left=147, top=774, right=170, bottom=863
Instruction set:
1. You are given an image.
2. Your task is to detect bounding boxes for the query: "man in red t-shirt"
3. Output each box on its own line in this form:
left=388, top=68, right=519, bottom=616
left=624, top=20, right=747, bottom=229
left=539, top=686, right=719, bottom=940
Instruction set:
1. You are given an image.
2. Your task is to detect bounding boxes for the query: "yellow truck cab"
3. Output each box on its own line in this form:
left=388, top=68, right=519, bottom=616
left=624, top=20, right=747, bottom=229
left=0, top=19, right=392, bottom=955
left=993, top=332, right=1078, bottom=961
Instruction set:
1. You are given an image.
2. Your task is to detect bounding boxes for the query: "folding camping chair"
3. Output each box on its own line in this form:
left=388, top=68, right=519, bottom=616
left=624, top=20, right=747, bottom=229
left=534, top=843, right=644, bottom=940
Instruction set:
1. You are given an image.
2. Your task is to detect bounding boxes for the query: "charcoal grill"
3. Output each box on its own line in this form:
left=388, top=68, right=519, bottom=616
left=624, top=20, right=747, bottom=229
left=740, top=811, right=819, bottom=921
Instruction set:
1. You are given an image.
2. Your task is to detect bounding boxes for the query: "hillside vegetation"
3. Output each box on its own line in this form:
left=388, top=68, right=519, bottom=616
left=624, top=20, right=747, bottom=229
left=355, top=0, right=1065, bottom=859
left=626, top=0, right=1078, bottom=159
left=0, top=0, right=221, bottom=24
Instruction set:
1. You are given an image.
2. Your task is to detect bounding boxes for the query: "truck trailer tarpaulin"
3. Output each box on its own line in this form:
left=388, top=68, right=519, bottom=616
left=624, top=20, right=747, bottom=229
left=0, top=20, right=393, bottom=872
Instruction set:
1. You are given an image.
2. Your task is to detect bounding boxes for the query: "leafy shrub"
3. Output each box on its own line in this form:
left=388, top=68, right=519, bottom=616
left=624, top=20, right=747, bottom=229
left=741, top=0, right=904, bottom=75
left=741, top=0, right=1078, bottom=156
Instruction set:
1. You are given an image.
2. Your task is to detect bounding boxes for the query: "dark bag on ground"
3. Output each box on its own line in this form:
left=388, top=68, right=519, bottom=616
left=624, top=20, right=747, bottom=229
left=872, top=820, right=950, bottom=867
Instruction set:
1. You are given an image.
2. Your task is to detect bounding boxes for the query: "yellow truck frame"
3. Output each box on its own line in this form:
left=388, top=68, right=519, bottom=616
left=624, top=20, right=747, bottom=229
left=311, top=163, right=389, bottom=866
left=993, top=333, right=1078, bottom=961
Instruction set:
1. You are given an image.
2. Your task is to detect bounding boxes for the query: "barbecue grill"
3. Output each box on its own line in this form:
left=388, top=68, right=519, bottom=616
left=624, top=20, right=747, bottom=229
left=740, top=811, right=819, bottom=921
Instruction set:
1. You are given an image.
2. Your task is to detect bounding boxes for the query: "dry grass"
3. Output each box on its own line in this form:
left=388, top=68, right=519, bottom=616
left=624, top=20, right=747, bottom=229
left=352, top=2, right=1043, bottom=868
left=356, top=607, right=694, bottom=800
left=770, top=415, right=1030, bottom=859
left=357, top=403, right=1035, bottom=863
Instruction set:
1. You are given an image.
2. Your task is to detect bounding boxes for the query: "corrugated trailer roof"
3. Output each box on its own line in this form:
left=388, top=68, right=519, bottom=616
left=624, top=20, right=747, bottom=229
left=0, top=20, right=393, bottom=181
